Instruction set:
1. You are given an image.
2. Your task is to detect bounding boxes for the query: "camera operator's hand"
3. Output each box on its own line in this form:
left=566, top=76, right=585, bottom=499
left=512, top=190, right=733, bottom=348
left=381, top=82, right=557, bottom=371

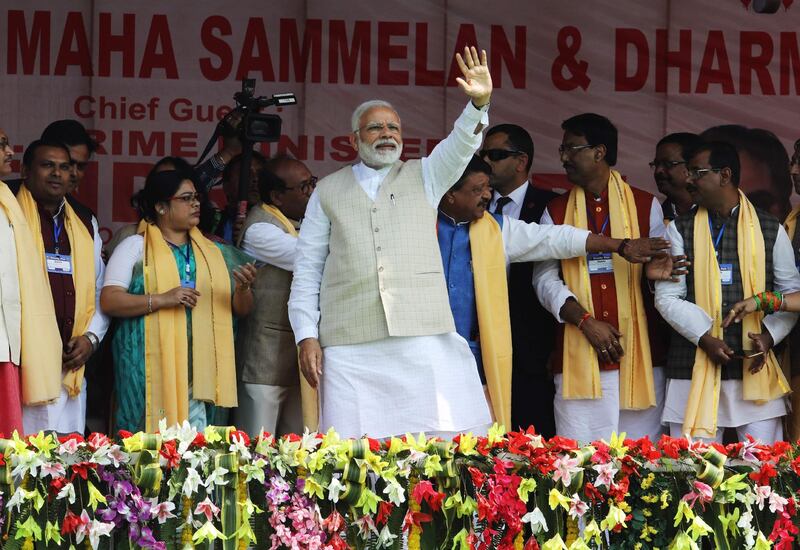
left=220, top=111, right=244, bottom=163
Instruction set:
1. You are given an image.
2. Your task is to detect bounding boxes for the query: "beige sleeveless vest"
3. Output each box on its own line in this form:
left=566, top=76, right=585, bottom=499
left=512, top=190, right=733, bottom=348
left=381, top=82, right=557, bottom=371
left=235, top=205, right=300, bottom=386
left=315, top=161, right=454, bottom=347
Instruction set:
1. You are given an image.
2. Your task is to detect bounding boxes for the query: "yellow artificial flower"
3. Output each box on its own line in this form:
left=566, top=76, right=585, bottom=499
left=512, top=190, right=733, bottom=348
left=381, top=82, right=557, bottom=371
left=549, top=488, right=570, bottom=511
left=641, top=473, right=655, bottom=490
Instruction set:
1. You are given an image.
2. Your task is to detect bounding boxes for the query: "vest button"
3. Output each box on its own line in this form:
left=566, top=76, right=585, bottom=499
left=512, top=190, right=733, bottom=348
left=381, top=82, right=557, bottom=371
left=380, top=287, right=385, bottom=292
left=372, top=207, right=378, bottom=213
left=378, top=266, right=384, bottom=272
left=376, top=246, right=381, bottom=252
left=595, top=206, right=602, bottom=213
left=600, top=284, right=607, bottom=290
left=602, top=311, right=609, bottom=318
left=374, top=227, right=380, bottom=232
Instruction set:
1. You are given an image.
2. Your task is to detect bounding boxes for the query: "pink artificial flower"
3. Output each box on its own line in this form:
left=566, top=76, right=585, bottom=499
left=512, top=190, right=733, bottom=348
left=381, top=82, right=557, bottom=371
left=592, top=462, right=618, bottom=489
left=552, top=455, right=581, bottom=486
left=194, top=497, right=220, bottom=522
left=152, top=500, right=177, bottom=524
left=568, top=494, right=588, bottom=519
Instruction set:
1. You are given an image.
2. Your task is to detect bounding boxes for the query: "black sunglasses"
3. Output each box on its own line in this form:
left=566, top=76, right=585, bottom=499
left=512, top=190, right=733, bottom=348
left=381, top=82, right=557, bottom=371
left=479, top=149, right=523, bottom=162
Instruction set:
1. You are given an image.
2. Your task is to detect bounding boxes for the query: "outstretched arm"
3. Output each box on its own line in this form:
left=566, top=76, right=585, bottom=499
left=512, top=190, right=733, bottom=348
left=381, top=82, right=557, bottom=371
left=423, top=47, right=493, bottom=206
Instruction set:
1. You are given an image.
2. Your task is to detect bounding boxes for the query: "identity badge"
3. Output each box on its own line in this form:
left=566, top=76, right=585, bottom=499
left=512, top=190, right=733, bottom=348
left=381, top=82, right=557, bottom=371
left=587, top=252, right=613, bottom=275
left=719, top=263, right=733, bottom=286
left=45, top=253, right=73, bottom=275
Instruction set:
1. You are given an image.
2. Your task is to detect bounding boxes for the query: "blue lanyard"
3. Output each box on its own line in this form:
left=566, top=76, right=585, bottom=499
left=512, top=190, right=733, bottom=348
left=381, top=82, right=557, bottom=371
left=589, top=214, right=610, bottom=235
left=53, top=217, right=63, bottom=254
left=708, top=218, right=725, bottom=256
left=169, top=242, right=192, bottom=282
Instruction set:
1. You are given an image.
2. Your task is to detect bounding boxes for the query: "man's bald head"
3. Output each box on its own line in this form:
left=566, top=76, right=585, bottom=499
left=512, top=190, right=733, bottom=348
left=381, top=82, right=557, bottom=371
left=260, top=156, right=316, bottom=220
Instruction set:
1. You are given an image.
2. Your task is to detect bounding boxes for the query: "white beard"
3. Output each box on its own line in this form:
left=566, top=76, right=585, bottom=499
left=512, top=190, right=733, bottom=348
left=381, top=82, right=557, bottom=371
left=358, top=138, right=403, bottom=168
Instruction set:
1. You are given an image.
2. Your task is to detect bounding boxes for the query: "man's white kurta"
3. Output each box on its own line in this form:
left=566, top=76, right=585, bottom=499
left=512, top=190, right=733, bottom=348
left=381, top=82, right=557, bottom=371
left=289, top=102, right=492, bottom=439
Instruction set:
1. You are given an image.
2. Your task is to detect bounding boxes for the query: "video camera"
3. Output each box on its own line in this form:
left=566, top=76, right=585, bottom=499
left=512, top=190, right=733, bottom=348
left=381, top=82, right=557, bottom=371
left=225, top=79, right=297, bottom=142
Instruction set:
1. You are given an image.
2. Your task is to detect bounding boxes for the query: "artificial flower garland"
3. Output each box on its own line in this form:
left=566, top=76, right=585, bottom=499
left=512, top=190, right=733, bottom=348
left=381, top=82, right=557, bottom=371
left=0, top=423, right=799, bottom=549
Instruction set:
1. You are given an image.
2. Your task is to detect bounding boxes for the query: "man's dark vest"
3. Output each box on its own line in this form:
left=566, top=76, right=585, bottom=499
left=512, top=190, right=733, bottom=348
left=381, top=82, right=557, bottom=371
left=666, top=205, right=779, bottom=380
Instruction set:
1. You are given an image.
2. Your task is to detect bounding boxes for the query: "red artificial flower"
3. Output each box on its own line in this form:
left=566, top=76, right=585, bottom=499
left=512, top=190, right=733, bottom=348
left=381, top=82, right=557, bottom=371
left=323, top=510, right=344, bottom=533
left=591, top=442, right=612, bottom=464
left=0, top=454, right=5, bottom=467
left=328, top=533, right=349, bottom=550
left=60, top=509, right=85, bottom=535
left=192, top=433, right=206, bottom=448
left=412, top=480, right=445, bottom=512
left=548, top=435, right=579, bottom=454
left=790, top=456, right=800, bottom=477
left=608, top=476, right=630, bottom=502
left=402, top=510, right=433, bottom=531
left=70, top=461, right=97, bottom=481
left=658, top=434, right=689, bottom=459
left=117, top=429, right=133, bottom=440
left=506, top=431, right=535, bottom=458
left=468, top=466, right=486, bottom=488
left=57, top=433, right=84, bottom=445
left=726, top=441, right=744, bottom=458
left=584, top=482, right=605, bottom=503
left=769, top=510, right=799, bottom=550
left=524, top=536, right=541, bottom=550
left=48, top=477, right=68, bottom=499
left=230, top=430, right=251, bottom=446
left=750, top=462, right=778, bottom=486
left=159, top=440, right=181, bottom=470
left=761, top=441, right=792, bottom=464
left=376, top=501, right=394, bottom=525
left=633, top=436, right=662, bottom=462
left=367, top=438, right=381, bottom=453
left=285, top=433, right=301, bottom=443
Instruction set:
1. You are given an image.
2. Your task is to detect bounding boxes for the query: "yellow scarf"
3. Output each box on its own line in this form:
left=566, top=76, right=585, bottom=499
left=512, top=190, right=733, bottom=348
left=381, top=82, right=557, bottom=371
left=784, top=205, right=800, bottom=241
left=141, top=223, right=237, bottom=432
left=258, top=202, right=320, bottom=430
left=260, top=203, right=299, bottom=237
left=782, top=206, right=800, bottom=440
left=16, top=184, right=95, bottom=399
left=0, top=182, right=62, bottom=405
left=685, top=191, right=790, bottom=438
left=470, top=212, right=513, bottom=428
left=560, top=170, right=655, bottom=409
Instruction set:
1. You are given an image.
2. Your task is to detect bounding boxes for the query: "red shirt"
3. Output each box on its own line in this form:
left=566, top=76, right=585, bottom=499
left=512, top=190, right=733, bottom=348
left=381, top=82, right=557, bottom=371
left=36, top=201, right=94, bottom=346
left=546, top=185, right=667, bottom=372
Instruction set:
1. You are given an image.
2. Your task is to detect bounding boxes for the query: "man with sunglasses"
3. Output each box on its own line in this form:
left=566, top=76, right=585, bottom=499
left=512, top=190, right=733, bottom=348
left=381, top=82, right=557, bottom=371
left=532, top=113, right=669, bottom=443
left=233, top=156, right=314, bottom=437
left=480, top=124, right=559, bottom=437
left=652, top=133, right=701, bottom=223
left=655, top=141, right=800, bottom=442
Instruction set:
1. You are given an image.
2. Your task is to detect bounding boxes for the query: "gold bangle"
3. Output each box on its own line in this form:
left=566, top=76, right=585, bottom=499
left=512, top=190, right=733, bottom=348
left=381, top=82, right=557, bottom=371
left=146, top=293, right=153, bottom=314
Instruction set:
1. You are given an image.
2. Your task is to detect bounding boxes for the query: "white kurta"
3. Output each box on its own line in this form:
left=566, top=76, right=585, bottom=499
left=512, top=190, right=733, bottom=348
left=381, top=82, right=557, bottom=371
left=289, top=101, right=491, bottom=439
left=22, top=213, right=109, bottom=435
left=0, top=206, right=21, bottom=364
left=531, top=196, right=669, bottom=442
left=655, top=216, right=800, bottom=429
